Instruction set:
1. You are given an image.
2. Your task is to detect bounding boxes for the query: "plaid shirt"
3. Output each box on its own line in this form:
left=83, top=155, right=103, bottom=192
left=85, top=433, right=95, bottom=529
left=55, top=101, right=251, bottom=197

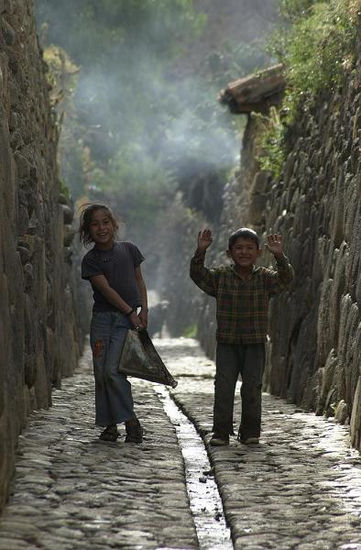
left=190, top=250, right=294, bottom=344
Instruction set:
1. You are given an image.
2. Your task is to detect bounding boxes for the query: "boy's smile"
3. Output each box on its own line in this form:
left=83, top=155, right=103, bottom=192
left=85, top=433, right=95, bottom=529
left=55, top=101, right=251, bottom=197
left=89, top=209, right=116, bottom=249
left=227, top=237, right=261, bottom=271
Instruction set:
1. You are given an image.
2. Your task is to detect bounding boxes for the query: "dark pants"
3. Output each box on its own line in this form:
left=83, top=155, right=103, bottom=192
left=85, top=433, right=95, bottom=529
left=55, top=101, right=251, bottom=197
left=213, top=343, right=265, bottom=439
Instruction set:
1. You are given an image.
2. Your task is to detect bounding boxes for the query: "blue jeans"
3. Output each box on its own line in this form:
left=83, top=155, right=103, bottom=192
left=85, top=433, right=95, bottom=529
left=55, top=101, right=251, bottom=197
left=90, top=311, right=134, bottom=427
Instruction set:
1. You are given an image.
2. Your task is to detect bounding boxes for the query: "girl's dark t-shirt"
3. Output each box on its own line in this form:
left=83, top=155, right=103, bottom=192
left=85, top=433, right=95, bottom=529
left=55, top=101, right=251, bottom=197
left=81, top=241, right=144, bottom=312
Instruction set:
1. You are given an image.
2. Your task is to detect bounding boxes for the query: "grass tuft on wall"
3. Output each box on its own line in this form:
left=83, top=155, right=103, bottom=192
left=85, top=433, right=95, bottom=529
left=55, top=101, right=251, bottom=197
left=258, top=0, right=360, bottom=178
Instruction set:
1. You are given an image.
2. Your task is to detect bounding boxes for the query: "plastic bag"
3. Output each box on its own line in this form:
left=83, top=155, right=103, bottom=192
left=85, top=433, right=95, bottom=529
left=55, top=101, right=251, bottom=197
left=118, top=328, right=177, bottom=388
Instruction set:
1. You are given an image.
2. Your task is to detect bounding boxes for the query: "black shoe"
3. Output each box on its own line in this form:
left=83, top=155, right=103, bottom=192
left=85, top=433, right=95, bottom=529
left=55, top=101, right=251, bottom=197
left=209, top=433, right=229, bottom=446
left=99, top=425, right=119, bottom=442
left=125, top=418, right=143, bottom=443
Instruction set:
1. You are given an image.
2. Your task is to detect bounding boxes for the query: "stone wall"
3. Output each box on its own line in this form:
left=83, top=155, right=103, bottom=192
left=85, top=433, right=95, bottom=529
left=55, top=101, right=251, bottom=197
left=197, top=38, right=361, bottom=449
left=0, top=0, right=81, bottom=510
left=258, top=69, right=361, bottom=449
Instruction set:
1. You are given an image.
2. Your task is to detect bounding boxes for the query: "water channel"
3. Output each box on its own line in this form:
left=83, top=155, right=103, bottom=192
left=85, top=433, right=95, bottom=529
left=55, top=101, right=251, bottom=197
left=157, top=386, right=233, bottom=549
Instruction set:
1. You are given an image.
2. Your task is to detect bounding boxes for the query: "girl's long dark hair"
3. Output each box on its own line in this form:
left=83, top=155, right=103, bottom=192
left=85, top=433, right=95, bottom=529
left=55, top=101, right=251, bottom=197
left=78, top=203, right=119, bottom=246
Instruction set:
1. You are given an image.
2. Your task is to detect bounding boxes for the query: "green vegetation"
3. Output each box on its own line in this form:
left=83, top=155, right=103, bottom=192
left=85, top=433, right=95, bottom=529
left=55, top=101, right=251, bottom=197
left=43, top=45, right=79, bottom=110
left=42, top=44, right=83, bottom=196
left=182, top=323, right=198, bottom=338
left=36, top=1, right=274, bottom=262
left=279, top=0, right=357, bottom=99
left=35, top=1, right=279, bottom=335
left=37, top=1, right=206, bottom=253
left=258, top=0, right=359, bottom=178
left=37, top=1, right=203, bottom=194
left=36, top=1, right=241, bottom=220
left=256, top=107, right=286, bottom=180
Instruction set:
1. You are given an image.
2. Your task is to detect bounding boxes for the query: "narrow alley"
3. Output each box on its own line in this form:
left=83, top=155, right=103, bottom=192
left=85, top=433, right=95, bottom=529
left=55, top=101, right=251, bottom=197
left=1, top=338, right=361, bottom=550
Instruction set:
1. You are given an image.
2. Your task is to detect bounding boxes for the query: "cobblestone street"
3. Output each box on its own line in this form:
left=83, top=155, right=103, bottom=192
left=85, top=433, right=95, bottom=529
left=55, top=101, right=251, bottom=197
left=1, top=338, right=361, bottom=549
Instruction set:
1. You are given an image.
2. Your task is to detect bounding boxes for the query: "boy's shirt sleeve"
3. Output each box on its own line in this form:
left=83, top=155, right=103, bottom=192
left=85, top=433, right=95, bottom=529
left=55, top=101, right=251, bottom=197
left=190, top=249, right=218, bottom=297
left=264, top=255, right=294, bottom=295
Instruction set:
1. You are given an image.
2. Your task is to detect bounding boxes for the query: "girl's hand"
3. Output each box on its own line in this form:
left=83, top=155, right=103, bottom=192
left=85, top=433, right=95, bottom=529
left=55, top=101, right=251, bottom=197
left=139, top=308, right=148, bottom=329
left=129, top=311, right=144, bottom=330
left=197, top=228, right=213, bottom=251
left=266, top=234, right=284, bottom=258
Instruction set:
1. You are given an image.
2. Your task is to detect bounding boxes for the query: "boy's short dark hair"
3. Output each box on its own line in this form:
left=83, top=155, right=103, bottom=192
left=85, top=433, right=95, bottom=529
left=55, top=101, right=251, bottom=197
left=228, top=227, right=260, bottom=250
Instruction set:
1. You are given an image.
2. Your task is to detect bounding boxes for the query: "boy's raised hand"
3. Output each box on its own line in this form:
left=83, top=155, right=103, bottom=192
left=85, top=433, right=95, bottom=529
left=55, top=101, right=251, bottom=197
left=266, top=234, right=284, bottom=258
left=197, top=228, right=213, bottom=251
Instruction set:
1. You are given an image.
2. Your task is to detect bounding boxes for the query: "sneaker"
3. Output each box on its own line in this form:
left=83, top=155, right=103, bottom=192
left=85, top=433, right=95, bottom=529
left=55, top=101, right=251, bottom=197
left=209, top=434, right=229, bottom=446
left=239, top=436, right=259, bottom=445
left=99, top=425, right=119, bottom=442
left=125, top=418, right=143, bottom=443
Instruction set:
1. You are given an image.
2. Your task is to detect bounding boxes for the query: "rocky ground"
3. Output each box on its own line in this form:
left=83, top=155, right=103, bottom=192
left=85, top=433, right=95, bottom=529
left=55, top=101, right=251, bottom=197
left=1, top=338, right=361, bottom=550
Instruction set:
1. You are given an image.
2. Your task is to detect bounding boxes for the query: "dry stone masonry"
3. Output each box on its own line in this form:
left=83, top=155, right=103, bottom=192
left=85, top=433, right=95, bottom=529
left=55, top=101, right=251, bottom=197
left=262, top=67, right=361, bottom=449
left=199, top=34, right=361, bottom=451
left=0, top=0, right=81, bottom=511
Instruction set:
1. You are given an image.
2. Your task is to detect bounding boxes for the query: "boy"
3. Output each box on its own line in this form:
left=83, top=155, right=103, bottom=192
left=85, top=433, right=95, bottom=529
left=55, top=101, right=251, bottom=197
left=190, top=227, right=293, bottom=446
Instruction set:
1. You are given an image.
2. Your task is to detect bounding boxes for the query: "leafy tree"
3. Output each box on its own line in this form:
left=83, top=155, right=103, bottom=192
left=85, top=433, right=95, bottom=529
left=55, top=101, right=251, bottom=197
left=37, top=0, right=205, bottom=166
left=36, top=0, right=267, bottom=204
left=36, top=0, right=279, bottom=328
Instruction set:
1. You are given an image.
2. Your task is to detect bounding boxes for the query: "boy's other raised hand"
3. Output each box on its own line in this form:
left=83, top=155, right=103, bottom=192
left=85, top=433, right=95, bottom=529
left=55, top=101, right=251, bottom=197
left=266, top=234, right=284, bottom=258
left=197, top=228, right=213, bottom=251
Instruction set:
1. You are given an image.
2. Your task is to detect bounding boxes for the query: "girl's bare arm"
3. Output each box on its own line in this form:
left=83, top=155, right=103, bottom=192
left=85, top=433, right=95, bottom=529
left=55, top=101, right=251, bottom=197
left=135, top=266, right=148, bottom=328
left=90, top=274, right=143, bottom=327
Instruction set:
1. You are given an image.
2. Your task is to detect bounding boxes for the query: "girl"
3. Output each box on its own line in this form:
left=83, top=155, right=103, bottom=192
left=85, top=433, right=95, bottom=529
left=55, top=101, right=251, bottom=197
left=79, top=203, right=148, bottom=443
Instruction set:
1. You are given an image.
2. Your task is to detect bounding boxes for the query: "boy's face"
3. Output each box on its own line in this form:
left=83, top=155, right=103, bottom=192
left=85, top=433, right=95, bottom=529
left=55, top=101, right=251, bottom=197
left=89, top=208, right=116, bottom=249
left=227, top=237, right=261, bottom=269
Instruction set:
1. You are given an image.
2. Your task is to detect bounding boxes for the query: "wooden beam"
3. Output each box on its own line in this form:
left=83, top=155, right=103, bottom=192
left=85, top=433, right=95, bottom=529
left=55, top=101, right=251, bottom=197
left=219, top=64, right=285, bottom=114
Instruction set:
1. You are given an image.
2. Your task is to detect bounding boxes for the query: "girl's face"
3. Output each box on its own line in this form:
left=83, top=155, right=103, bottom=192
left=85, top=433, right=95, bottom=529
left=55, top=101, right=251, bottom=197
left=88, top=208, right=116, bottom=249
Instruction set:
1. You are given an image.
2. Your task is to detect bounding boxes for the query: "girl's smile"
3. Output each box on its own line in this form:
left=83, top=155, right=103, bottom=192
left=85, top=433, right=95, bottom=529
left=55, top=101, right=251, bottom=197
left=89, top=209, right=116, bottom=249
